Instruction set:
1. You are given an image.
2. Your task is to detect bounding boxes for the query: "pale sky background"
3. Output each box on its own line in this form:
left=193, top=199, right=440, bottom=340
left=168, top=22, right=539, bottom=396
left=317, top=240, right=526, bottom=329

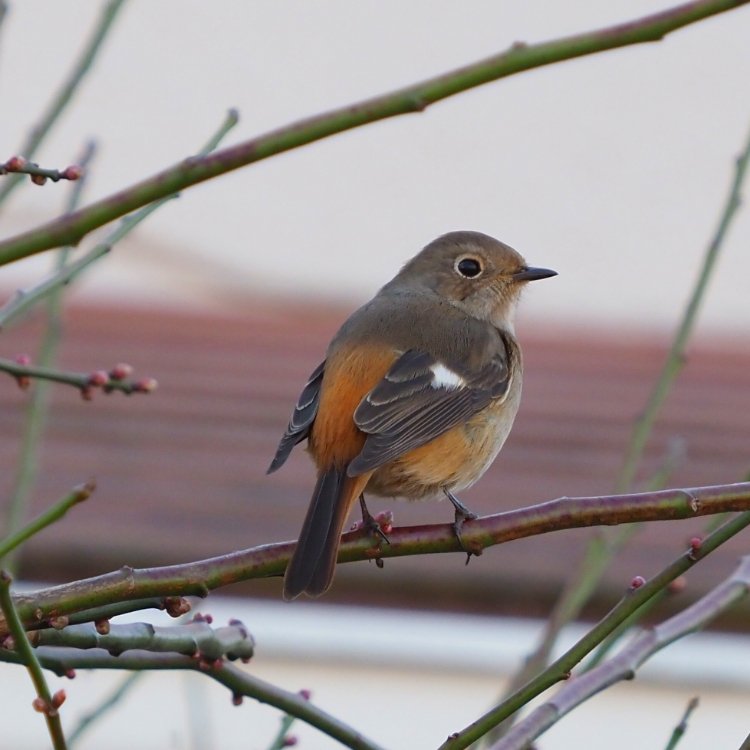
left=1, top=1, right=750, bottom=336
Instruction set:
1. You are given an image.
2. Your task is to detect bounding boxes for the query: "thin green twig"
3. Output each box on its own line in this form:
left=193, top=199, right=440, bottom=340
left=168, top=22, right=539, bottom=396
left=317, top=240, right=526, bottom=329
left=0, top=571, right=68, bottom=750
left=664, top=697, right=700, bottom=750
left=616, top=125, right=750, bottom=492
left=0, top=481, right=94, bottom=563
left=0, top=0, right=747, bottom=265
left=0, top=1, right=9, bottom=38
left=67, top=672, right=143, bottom=747
left=0, top=108, right=239, bottom=330
left=0, top=0, right=126, bottom=209
left=267, top=713, right=298, bottom=750
left=440, top=511, right=750, bottom=750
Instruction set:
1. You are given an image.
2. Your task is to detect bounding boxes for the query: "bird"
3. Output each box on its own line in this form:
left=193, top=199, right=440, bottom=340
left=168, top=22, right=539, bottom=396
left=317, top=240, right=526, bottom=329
left=268, top=230, right=556, bottom=599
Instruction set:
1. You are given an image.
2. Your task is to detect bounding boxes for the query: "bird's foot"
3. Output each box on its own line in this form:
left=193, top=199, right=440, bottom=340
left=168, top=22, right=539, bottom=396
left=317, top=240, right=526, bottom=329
left=443, top=488, right=481, bottom=563
left=355, top=495, right=392, bottom=545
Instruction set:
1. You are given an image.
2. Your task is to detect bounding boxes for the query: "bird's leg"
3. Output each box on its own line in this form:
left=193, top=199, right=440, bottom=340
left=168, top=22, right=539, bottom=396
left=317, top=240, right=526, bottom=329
left=443, top=488, right=479, bottom=562
left=358, top=494, right=390, bottom=545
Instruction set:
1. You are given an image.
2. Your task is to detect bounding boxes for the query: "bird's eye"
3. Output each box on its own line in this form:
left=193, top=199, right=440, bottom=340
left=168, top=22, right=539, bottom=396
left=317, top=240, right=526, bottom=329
left=454, top=255, right=483, bottom=279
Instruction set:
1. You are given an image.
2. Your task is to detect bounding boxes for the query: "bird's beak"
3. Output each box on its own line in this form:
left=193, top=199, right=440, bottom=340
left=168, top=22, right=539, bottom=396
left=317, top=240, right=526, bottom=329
left=513, top=266, right=557, bottom=282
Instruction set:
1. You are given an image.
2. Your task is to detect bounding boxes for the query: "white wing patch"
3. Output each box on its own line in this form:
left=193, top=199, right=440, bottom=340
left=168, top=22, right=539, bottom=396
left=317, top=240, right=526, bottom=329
left=430, top=363, right=466, bottom=390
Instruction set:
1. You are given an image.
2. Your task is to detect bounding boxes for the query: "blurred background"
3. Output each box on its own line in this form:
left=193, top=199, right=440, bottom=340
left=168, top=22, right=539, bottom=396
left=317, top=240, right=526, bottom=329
left=1, top=1, right=749, bottom=748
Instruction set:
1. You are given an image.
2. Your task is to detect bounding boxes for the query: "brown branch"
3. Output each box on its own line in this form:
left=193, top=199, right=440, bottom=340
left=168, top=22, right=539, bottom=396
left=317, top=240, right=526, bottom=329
left=0, top=0, right=747, bottom=265
left=2, top=481, right=749, bottom=636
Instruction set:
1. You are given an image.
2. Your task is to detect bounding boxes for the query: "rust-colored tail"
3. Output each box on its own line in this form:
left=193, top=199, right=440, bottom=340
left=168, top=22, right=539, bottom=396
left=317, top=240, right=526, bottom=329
left=283, top=466, right=367, bottom=600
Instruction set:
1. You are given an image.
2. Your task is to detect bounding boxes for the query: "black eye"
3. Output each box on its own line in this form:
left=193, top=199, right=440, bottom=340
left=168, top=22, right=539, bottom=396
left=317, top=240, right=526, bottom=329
left=455, top=256, right=483, bottom=278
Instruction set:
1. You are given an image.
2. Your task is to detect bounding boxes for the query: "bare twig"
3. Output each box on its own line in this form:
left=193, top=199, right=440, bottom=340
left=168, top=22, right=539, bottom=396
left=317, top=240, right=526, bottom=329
left=0, top=648, right=386, bottom=750
left=0, top=481, right=94, bottom=563
left=0, top=156, right=84, bottom=185
left=490, top=560, right=749, bottom=750
left=2, top=481, right=750, bottom=636
left=0, top=572, right=68, bottom=750
left=664, top=697, right=700, bottom=750
left=0, top=356, right=157, bottom=396
left=440, top=511, right=750, bottom=750
left=267, top=712, right=299, bottom=750
left=0, top=0, right=747, bottom=265
left=0, top=108, right=240, bottom=330
left=67, top=672, right=143, bottom=747
left=0, top=0, right=127, bottom=209
left=616, top=124, right=750, bottom=492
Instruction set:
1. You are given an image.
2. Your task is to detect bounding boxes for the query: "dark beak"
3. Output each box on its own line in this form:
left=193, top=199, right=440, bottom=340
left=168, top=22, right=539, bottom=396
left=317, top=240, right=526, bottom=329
left=514, top=266, right=557, bottom=282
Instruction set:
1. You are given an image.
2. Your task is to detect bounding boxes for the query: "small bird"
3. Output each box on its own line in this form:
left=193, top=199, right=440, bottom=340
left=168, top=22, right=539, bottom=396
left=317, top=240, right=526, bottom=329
left=269, top=231, right=556, bottom=599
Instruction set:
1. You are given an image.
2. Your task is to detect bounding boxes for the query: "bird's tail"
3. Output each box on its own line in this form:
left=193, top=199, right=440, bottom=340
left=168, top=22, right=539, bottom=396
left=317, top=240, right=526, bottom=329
left=283, top=466, right=369, bottom=600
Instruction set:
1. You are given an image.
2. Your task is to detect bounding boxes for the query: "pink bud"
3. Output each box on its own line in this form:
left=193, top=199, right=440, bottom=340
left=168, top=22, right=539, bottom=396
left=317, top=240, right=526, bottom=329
left=95, top=618, right=110, bottom=635
left=51, top=690, right=66, bottom=709
left=32, top=697, right=48, bottom=713
left=62, top=165, right=83, bottom=180
left=232, top=694, right=243, bottom=706
left=15, top=353, right=31, bottom=366
left=109, top=362, right=133, bottom=380
left=88, top=370, right=110, bottom=387
left=134, top=377, right=158, bottom=393
left=30, top=173, right=47, bottom=186
left=164, top=597, right=191, bottom=617
left=298, top=689, right=312, bottom=701
left=5, top=155, right=26, bottom=171
left=629, top=575, right=646, bottom=590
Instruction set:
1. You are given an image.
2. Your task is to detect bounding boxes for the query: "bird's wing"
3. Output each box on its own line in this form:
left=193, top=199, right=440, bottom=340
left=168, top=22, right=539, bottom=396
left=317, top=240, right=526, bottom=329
left=267, top=361, right=325, bottom=474
left=347, top=345, right=510, bottom=476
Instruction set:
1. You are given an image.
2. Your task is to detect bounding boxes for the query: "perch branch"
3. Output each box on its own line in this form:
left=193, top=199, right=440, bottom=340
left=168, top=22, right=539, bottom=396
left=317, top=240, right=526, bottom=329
left=1, top=481, right=749, bottom=636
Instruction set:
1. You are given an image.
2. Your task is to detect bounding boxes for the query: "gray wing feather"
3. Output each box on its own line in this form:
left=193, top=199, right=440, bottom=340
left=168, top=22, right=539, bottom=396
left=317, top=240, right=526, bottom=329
left=347, top=345, right=509, bottom=477
left=267, top=361, right=325, bottom=474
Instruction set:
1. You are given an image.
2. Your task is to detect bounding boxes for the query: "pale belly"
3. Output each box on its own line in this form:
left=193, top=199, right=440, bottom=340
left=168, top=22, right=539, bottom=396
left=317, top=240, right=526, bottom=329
left=364, top=383, right=522, bottom=500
